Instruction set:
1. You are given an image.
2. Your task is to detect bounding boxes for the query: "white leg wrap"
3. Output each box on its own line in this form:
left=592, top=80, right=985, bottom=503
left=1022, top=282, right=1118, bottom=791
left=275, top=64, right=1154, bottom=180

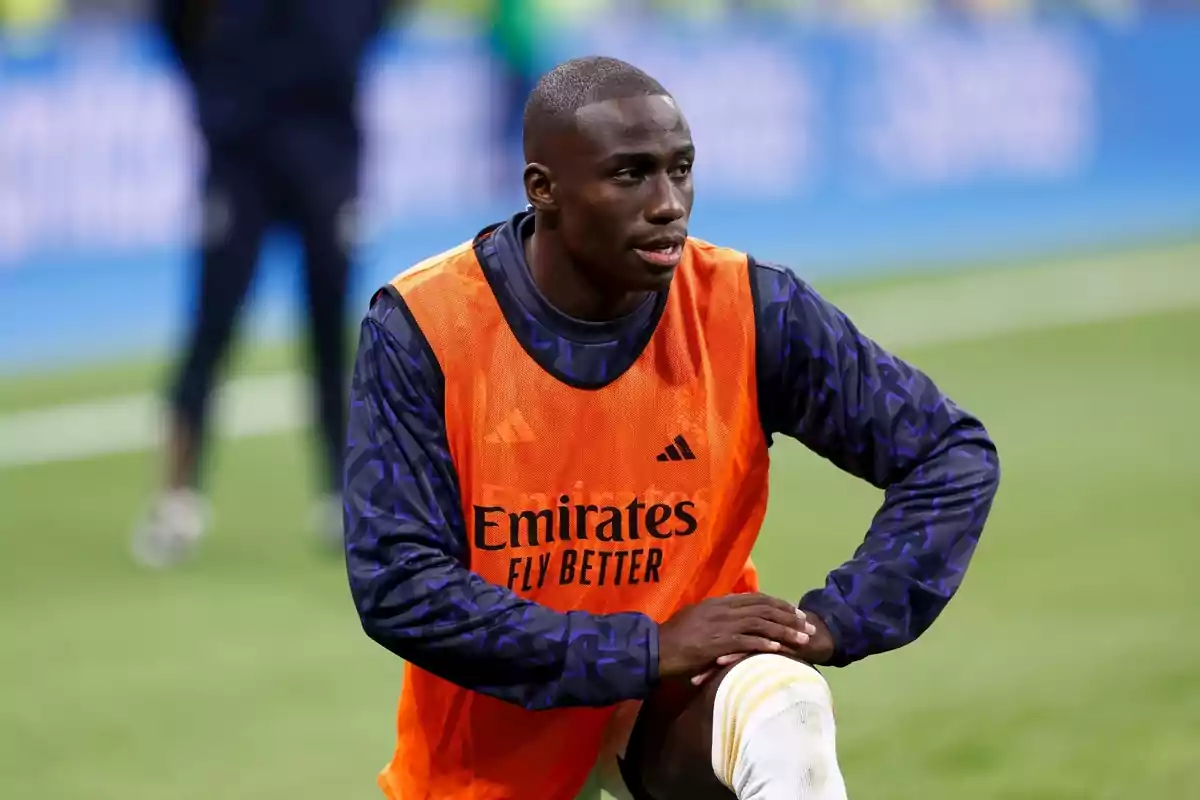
left=711, top=654, right=848, bottom=800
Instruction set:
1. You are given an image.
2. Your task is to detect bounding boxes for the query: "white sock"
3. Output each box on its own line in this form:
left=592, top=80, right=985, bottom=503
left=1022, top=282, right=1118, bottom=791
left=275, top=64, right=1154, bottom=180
left=711, top=654, right=848, bottom=800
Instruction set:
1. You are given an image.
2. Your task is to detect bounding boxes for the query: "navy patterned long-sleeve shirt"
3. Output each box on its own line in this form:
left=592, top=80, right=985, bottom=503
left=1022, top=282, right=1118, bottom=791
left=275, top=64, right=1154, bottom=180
left=344, top=211, right=999, bottom=710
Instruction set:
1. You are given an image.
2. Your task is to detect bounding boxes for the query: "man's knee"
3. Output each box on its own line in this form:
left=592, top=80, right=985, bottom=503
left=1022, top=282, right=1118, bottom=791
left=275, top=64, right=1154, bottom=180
left=615, top=655, right=840, bottom=800
left=711, top=654, right=845, bottom=799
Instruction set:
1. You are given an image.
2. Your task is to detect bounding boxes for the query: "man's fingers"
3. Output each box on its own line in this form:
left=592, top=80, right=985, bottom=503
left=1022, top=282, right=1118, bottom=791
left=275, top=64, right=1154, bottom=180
left=692, top=653, right=750, bottom=685
left=721, top=593, right=767, bottom=608
left=751, top=604, right=814, bottom=634
left=743, top=618, right=811, bottom=647
left=719, top=607, right=811, bottom=645
left=722, top=598, right=811, bottom=634
left=728, top=634, right=785, bottom=655
left=725, top=594, right=803, bottom=617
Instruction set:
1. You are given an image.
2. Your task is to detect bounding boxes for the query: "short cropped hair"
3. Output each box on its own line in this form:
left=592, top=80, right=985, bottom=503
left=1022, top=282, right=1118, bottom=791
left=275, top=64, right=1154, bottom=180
left=522, top=56, right=670, bottom=161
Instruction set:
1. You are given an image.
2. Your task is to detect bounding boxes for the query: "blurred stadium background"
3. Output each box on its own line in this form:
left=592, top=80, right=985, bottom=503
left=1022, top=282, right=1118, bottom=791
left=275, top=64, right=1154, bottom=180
left=2, top=1, right=1198, bottom=799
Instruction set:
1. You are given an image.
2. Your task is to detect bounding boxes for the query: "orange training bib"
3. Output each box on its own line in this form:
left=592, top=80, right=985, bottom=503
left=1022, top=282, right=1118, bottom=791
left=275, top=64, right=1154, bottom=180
left=378, top=235, right=770, bottom=800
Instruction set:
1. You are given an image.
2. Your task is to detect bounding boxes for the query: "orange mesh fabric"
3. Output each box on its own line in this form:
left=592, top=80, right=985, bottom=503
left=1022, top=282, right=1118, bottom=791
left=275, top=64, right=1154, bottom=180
left=378, top=238, right=770, bottom=800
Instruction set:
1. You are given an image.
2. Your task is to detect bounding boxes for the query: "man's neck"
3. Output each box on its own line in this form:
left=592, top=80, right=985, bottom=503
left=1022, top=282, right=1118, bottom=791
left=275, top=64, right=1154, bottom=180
left=525, top=227, right=648, bottom=322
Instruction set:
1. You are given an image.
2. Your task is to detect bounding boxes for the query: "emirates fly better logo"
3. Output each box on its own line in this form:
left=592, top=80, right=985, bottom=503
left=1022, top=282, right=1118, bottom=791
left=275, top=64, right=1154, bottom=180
left=472, top=488, right=709, bottom=592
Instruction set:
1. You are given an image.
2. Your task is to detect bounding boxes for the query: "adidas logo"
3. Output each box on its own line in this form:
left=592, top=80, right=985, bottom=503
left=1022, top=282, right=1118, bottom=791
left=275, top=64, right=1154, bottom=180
left=485, top=409, right=536, bottom=444
left=656, top=434, right=697, bottom=462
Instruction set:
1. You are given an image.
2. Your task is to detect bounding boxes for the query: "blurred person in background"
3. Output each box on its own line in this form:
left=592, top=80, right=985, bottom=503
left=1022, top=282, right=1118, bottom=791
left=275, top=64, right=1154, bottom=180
left=487, top=0, right=542, bottom=195
left=131, top=0, right=390, bottom=568
left=0, top=0, right=64, bottom=36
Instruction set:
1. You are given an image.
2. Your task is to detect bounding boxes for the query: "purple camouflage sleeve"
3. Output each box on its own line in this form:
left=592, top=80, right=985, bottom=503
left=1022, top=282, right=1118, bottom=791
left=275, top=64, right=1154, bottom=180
left=751, top=261, right=1001, bottom=667
left=343, top=290, right=658, bottom=709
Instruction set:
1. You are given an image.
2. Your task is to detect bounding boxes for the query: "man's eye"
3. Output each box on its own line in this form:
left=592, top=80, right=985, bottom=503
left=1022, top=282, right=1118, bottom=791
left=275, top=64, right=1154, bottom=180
left=670, top=162, right=693, bottom=179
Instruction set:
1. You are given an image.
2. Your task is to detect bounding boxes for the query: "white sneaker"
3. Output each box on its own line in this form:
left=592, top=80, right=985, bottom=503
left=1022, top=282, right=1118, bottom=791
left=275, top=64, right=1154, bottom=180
left=131, top=488, right=209, bottom=568
left=312, top=492, right=344, bottom=553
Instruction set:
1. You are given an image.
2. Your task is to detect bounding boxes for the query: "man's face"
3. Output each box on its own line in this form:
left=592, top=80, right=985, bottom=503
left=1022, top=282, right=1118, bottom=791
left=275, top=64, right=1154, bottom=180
left=544, top=94, right=695, bottom=293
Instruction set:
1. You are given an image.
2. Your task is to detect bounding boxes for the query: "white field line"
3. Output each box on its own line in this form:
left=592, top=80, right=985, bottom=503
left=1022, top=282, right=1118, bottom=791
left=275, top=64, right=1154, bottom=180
left=1, top=256, right=1198, bottom=469
left=0, top=373, right=307, bottom=469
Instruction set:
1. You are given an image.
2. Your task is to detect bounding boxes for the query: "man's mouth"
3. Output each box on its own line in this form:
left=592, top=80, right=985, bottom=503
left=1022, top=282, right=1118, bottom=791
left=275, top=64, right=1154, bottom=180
left=633, top=242, right=684, bottom=269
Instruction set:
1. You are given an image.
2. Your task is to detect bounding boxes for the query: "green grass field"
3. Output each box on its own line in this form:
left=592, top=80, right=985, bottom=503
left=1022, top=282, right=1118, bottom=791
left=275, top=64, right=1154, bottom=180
left=2, top=252, right=1199, bottom=799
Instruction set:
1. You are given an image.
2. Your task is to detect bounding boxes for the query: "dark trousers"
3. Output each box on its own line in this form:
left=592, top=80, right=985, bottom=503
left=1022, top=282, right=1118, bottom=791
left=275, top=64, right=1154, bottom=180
left=169, top=121, right=359, bottom=493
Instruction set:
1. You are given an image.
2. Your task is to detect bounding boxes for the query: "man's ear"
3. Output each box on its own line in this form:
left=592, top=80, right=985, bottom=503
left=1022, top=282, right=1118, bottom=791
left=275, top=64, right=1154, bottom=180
left=524, top=163, right=556, bottom=212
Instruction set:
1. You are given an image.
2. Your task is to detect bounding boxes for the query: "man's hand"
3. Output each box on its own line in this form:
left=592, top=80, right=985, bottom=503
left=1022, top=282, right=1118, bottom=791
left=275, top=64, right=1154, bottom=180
left=657, top=593, right=817, bottom=685
left=690, top=606, right=835, bottom=686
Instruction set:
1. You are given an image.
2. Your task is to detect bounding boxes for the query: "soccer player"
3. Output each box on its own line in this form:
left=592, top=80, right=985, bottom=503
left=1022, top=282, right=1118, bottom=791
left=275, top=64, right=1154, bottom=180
left=343, top=56, right=1000, bottom=799
left=131, top=0, right=387, bottom=566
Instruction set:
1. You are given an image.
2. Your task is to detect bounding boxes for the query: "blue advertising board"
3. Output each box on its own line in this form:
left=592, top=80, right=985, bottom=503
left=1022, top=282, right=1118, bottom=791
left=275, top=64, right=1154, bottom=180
left=1, top=16, right=1198, bottom=371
